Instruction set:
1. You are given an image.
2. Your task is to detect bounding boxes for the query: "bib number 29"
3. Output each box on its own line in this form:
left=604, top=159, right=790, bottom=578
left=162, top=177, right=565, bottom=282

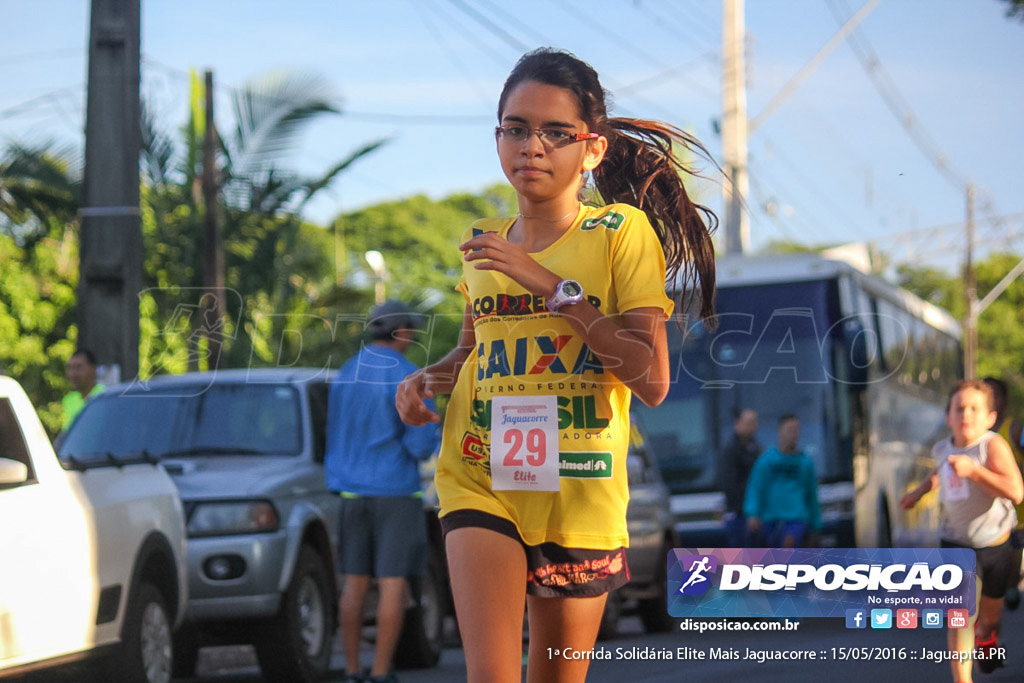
left=491, top=395, right=559, bottom=491
left=503, top=428, right=546, bottom=467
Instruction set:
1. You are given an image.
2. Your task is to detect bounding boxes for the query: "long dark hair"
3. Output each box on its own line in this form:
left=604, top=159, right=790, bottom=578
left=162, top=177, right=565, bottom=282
left=498, top=47, right=717, bottom=321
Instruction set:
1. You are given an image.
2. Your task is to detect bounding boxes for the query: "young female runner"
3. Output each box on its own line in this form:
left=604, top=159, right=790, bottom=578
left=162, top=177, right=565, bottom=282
left=397, top=47, right=717, bottom=682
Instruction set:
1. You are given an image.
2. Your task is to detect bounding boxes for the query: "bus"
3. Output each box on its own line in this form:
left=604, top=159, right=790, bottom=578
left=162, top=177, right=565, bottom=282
left=634, top=251, right=962, bottom=549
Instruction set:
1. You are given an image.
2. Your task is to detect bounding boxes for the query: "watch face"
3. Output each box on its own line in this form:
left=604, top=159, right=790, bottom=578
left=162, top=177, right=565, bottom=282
left=562, top=281, right=582, bottom=297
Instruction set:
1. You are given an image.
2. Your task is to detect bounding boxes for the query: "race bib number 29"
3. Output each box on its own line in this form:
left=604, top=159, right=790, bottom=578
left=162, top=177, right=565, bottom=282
left=490, top=395, right=560, bottom=491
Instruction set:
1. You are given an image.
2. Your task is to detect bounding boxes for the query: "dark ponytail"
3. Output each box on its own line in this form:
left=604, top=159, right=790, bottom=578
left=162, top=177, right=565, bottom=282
left=499, top=48, right=717, bottom=321
left=594, top=119, right=717, bottom=321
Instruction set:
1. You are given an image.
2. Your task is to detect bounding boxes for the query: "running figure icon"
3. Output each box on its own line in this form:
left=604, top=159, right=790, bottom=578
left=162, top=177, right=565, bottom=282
left=679, top=556, right=712, bottom=593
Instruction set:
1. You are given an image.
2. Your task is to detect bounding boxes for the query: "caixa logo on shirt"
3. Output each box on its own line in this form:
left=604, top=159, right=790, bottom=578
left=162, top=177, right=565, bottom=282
left=475, top=335, right=605, bottom=380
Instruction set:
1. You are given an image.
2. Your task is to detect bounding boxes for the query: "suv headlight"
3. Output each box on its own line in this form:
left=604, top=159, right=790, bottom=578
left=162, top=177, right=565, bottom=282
left=187, top=500, right=279, bottom=537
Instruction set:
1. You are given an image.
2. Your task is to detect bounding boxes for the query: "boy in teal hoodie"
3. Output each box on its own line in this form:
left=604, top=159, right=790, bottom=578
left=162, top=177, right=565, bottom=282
left=743, top=414, right=821, bottom=547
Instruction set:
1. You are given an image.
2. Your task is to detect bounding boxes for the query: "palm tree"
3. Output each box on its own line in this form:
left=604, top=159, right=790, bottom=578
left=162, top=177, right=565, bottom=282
left=138, top=69, right=387, bottom=373
left=220, top=70, right=386, bottom=214
left=0, top=141, right=80, bottom=248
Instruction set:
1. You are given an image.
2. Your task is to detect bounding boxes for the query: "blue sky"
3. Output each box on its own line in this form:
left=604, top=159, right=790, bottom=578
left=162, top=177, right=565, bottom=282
left=2, top=0, right=1022, bottom=268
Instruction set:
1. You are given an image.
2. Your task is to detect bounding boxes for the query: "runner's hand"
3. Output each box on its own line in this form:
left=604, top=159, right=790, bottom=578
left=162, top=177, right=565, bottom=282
left=396, top=369, right=441, bottom=426
left=948, top=454, right=977, bottom=479
left=460, top=232, right=560, bottom=299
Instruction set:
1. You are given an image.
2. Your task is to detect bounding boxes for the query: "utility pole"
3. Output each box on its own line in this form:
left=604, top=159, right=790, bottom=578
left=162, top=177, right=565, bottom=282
left=79, top=0, right=142, bottom=382
left=202, top=70, right=225, bottom=369
left=961, top=183, right=1024, bottom=380
left=722, top=0, right=749, bottom=255
left=963, top=184, right=977, bottom=379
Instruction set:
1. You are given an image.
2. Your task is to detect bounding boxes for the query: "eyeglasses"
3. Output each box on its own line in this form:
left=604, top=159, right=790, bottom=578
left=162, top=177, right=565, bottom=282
left=495, top=125, right=600, bottom=148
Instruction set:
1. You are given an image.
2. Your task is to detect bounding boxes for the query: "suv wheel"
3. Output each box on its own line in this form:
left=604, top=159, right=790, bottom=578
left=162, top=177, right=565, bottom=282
left=115, top=581, right=173, bottom=683
left=255, top=545, right=333, bottom=682
left=171, top=624, right=200, bottom=678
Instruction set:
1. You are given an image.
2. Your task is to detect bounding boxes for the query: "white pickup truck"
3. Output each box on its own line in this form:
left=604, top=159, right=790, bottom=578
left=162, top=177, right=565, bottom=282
left=0, top=375, right=188, bottom=683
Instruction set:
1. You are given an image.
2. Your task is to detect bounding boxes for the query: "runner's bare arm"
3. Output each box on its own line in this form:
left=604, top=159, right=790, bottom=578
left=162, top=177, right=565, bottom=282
left=396, top=306, right=475, bottom=426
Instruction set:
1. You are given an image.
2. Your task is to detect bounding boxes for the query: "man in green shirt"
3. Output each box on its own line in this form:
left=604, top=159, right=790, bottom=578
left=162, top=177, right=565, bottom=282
left=61, top=349, right=105, bottom=430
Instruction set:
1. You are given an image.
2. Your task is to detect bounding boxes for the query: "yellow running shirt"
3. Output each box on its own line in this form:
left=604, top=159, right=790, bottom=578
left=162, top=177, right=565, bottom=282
left=436, top=203, right=673, bottom=550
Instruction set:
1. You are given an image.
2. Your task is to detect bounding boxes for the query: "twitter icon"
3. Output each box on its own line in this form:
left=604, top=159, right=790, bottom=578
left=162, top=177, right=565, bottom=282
left=870, top=609, right=892, bottom=629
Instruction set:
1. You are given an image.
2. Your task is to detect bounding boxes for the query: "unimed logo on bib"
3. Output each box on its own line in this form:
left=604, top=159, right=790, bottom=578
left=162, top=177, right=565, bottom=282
left=667, top=548, right=976, bottom=618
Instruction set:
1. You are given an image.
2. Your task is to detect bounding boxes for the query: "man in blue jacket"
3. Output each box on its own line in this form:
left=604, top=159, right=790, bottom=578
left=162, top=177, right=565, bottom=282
left=325, top=300, right=439, bottom=683
left=743, top=414, right=821, bottom=548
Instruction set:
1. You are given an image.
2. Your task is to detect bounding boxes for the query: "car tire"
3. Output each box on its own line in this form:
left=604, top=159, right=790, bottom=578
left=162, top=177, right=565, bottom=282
left=114, top=581, right=174, bottom=683
left=170, top=624, right=200, bottom=678
left=254, top=545, right=334, bottom=682
left=393, top=551, right=445, bottom=669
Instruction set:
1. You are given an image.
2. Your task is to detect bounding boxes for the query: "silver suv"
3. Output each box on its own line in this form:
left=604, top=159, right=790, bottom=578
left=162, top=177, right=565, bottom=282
left=59, top=368, right=340, bottom=682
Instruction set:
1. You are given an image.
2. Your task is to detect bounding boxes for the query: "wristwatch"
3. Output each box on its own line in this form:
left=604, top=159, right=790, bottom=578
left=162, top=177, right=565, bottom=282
left=546, top=279, right=584, bottom=313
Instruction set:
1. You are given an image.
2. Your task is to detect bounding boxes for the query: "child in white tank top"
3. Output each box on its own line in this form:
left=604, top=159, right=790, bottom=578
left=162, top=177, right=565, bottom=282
left=901, top=380, right=1023, bottom=682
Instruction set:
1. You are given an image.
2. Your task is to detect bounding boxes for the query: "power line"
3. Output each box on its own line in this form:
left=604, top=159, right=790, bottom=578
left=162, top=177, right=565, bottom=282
left=0, top=85, right=83, bottom=120
left=144, top=56, right=495, bottom=127
left=827, top=0, right=967, bottom=191
left=750, top=0, right=882, bottom=132
left=746, top=173, right=804, bottom=245
left=445, top=0, right=531, bottom=53
left=418, top=0, right=515, bottom=70
left=754, top=136, right=864, bottom=242
left=876, top=212, right=1024, bottom=264
left=423, top=0, right=719, bottom=131
left=641, top=1, right=720, bottom=56
left=681, top=0, right=721, bottom=38
left=343, top=110, right=494, bottom=125
left=476, top=0, right=559, bottom=51
left=614, top=53, right=719, bottom=102
left=0, top=47, right=82, bottom=66
left=746, top=160, right=841, bottom=245
left=548, top=0, right=720, bottom=104
left=410, top=2, right=498, bottom=108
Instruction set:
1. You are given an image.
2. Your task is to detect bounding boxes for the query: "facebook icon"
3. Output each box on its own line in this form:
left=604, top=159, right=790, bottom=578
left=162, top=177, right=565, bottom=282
left=845, top=609, right=866, bottom=629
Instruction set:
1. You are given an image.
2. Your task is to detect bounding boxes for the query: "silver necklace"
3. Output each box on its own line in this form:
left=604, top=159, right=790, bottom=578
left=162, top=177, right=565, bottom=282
left=516, top=204, right=580, bottom=223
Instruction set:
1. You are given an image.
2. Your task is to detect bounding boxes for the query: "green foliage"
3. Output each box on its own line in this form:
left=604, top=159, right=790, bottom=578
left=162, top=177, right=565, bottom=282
left=973, top=254, right=1024, bottom=397
left=131, top=72, right=515, bottom=377
left=756, top=240, right=818, bottom=255
left=0, top=227, right=79, bottom=434
left=894, top=263, right=964, bottom=316
left=317, top=185, right=516, bottom=367
left=0, top=141, right=80, bottom=249
left=136, top=70, right=388, bottom=376
left=1001, top=0, right=1024, bottom=21
left=898, top=253, right=1024, bottom=412
left=0, top=141, right=82, bottom=434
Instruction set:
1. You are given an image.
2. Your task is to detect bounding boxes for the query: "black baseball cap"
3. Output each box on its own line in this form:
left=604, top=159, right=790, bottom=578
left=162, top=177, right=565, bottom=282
left=367, top=299, right=423, bottom=336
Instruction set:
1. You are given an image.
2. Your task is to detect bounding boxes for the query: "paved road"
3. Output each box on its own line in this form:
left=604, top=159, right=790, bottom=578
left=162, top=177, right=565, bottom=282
left=187, top=605, right=1024, bottom=682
